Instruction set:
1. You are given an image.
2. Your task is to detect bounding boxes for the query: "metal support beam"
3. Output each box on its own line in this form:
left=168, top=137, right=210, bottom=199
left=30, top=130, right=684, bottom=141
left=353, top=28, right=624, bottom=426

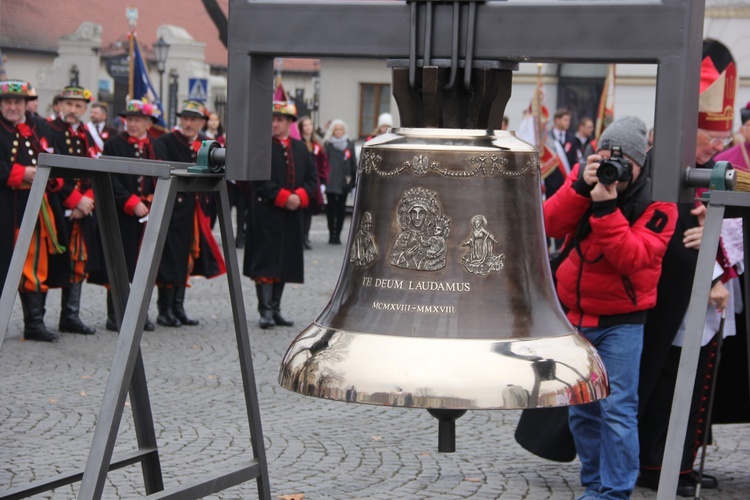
left=90, top=170, right=165, bottom=495
left=0, top=449, right=158, bottom=500
left=226, top=0, right=704, bottom=203
left=78, top=174, right=177, bottom=498
left=215, top=175, right=272, bottom=499
left=658, top=190, right=750, bottom=497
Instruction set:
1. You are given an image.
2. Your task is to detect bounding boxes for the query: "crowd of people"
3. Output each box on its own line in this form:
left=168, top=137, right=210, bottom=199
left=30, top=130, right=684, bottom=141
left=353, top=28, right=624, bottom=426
left=0, top=75, right=369, bottom=338
left=0, top=81, right=232, bottom=340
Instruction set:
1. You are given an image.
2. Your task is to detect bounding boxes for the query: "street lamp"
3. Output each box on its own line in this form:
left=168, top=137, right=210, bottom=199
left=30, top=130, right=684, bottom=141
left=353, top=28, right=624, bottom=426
left=153, top=37, right=170, bottom=102
left=168, top=68, right=179, bottom=128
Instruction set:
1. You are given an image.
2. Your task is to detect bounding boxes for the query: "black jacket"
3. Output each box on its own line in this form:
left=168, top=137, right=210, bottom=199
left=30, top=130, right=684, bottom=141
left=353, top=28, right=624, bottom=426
left=244, top=137, right=318, bottom=282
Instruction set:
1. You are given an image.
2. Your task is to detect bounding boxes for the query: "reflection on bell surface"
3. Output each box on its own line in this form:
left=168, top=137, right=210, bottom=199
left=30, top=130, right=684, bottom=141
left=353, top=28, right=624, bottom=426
left=279, top=127, right=609, bottom=411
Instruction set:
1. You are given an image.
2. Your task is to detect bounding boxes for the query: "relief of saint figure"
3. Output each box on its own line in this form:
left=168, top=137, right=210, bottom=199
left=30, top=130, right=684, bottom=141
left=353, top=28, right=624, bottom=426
left=389, top=187, right=450, bottom=271
left=350, top=211, right=378, bottom=266
left=461, top=214, right=505, bottom=276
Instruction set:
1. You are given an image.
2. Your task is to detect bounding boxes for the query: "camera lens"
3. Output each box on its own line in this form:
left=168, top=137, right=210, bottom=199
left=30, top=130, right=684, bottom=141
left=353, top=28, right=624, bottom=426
left=597, top=161, right=621, bottom=185
left=595, top=147, right=632, bottom=185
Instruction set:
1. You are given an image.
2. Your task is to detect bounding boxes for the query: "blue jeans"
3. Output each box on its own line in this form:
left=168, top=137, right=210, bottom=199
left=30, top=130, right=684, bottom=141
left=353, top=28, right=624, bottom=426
left=569, top=324, right=643, bottom=499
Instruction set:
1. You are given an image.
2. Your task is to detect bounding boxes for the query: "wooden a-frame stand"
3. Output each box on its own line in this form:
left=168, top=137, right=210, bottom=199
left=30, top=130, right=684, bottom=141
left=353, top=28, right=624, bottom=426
left=0, top=153, right=271, bottom=499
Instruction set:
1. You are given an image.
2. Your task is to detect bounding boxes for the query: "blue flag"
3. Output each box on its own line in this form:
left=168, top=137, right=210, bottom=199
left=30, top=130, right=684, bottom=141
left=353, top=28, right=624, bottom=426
left=131, top=36, right=167, bottom=129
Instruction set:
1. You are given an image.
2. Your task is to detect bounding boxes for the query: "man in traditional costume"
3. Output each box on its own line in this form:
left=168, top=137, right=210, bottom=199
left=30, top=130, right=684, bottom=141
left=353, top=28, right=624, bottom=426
left=0, top=80, right=69, bottom=342
left=154, top=100, right=225, bottom=327
left=47, top=86, right=99, bottom=334
left=243, top=98, right=317, bottom=328
left=96, top=99, right=166, bottom=331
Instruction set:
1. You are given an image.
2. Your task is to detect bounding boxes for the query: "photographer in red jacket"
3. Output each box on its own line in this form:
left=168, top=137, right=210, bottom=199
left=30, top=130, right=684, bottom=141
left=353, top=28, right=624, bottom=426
left=543, top=116, right=677, bottom=499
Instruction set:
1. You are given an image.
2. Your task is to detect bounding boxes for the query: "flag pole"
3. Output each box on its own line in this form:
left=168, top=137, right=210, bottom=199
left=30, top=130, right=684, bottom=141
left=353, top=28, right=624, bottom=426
left=533, top=63, right=544, bottom=150
left=128, top=33, right=135, bottom=100
left=126, top=8, right=138, bottom=100
left=595, top=64, right=615, bottom=139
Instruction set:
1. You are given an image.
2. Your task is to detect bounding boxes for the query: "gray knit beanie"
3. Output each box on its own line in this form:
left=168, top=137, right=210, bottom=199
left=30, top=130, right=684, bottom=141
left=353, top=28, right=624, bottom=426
left=597, top=116, right=648, bottom=167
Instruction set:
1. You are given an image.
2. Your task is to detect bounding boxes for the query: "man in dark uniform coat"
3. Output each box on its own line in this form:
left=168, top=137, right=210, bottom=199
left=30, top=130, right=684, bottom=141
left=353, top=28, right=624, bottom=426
left=243, top=98, right=318, bottom=328
left=154, top=99, right=218, bottom=327
left=47, top=86, right=99, bottom=335
left=544, top=108, right=577, bottom=199
left=98, top=99, right=166, bottom=331
left=0, top=79, right=69, bottom=342
left=574, top=116, right=595, bottom=166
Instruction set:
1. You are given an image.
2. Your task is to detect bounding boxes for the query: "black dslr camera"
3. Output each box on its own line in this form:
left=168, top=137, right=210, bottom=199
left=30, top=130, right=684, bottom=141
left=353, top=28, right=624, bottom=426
left=596, top=146, right=632, bottom=186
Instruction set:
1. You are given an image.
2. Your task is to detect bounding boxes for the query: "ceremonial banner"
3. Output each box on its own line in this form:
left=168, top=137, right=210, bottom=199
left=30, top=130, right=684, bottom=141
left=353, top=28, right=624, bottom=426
left=595, top=64, right=616, bottom=139
left=130, top=34, right=168, bottom=130
left=517, top=65, right=564, bottom=181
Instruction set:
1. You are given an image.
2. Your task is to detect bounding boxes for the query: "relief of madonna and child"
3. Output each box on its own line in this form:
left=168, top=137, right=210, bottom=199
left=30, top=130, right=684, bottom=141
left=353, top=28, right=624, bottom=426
left=389, top=187, right=451, bottom=271
left=386, top=188, right=505, bottom=276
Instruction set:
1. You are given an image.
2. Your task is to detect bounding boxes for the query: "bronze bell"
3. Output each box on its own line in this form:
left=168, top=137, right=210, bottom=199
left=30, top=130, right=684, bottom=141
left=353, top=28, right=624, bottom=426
left=280, top=127, right=608, bottom=405
left=279, top=65, right=608, bottom=450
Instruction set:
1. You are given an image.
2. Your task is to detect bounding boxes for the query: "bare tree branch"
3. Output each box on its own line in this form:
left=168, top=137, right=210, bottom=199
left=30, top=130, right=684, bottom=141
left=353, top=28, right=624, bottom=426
left=201, top=0, right=228, bottom=48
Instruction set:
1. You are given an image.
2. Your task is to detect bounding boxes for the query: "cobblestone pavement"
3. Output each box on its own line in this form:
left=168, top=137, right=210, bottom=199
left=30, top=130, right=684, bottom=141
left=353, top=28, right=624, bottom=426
left=1, top=214, right=749, bottom=499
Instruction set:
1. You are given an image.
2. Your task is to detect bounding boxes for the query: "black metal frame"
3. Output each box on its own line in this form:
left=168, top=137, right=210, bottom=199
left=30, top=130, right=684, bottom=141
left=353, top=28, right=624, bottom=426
left=0, top=154, right=270, bottom=500
left=658, top=190, right=750, bottom=499
left=223, top=0, right=712, bottom=495
left=227, top=0, right=704, bottom=203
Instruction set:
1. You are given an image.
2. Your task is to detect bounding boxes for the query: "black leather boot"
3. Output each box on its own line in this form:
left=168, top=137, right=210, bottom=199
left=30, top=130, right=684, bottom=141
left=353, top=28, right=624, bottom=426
left=271, top=282, right=294, bottom=326
left=334, top=216, right=345, bottom=245
left=106, top=289, right=155, bottom=331
left=256, top=283, right=275, bottom=329
left=106, top=290, right=118, bottom=331
left=21, top=292, right=59, bottom=342
left=156, top=287, right=181, bottom=327
left=143, top=315, right=155, bottom=331
left=173, top=286, right=199, bottom=325
left=59, top=282, right=96, bottom=334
